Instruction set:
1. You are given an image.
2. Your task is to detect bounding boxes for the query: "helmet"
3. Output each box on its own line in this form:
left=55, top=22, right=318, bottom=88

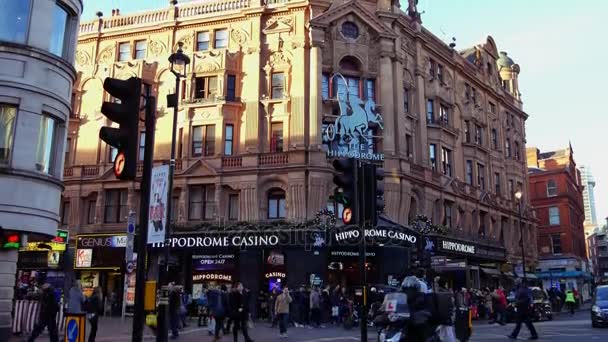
left=401, top=276, right=421, bottom=291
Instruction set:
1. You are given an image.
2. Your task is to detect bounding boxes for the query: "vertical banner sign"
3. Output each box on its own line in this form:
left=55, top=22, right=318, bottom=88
left=147, top=165, right=169, bottom=244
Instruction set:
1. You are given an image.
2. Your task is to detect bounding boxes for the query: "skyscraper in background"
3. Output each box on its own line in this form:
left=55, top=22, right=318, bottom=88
left=580, top=165, right=598, bottom=236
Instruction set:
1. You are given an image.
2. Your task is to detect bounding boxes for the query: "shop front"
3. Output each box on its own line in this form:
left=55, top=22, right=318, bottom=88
left=427, top=236, right=507, bottom=290
left=74, top=233, right=127, bottom=316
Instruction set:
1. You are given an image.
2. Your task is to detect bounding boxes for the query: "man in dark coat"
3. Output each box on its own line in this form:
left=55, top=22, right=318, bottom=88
left=229, top=282, right=254, bottom=342
left=508, top=280, right=539, bottom=340
left=28, top=283, right=59, bottom=342
left=168, top=284, right=182, bottom=339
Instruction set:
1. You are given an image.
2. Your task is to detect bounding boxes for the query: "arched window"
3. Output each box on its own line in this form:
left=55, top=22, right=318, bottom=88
left=268, top=189, right=286, bottom=219
left=547, top=179, right=557, bottom=197
left=408, top=196, right=417, bottom=224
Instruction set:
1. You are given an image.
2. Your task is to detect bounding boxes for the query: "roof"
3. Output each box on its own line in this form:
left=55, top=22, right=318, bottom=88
left=538, top=148, right=569, bottom=160
left=497, top=51, right=515, bottom=69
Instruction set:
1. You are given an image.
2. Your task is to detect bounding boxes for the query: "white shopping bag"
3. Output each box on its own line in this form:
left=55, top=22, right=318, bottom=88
left=437, top=324, right=456, bottom=342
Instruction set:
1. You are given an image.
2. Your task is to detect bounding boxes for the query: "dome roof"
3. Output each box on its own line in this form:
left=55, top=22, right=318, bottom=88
left=497, top=51, right=515, bottom=69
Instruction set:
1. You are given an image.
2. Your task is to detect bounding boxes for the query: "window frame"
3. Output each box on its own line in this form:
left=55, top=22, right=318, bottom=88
left=194, top=76, right=218, bottom=100
left=228, top=194, right=239, bottom=221
left=271, top=72, right=285, bottom=99
left=214, top=28, right=228, bottom=49
left=0, top=104, right=18, bottom=164
left=474, top=124, right=483, bottom=146
left=465, top=160, right=473, bottom=185
left=49, top=1, right=71, bottom=58
left=429, top=144, right=437, bottom=172
left=426, top=99, right=434, bottom=123
left=551, top=234, right=562, bottom=254
left=224, top=124, right=234, bottom=156
left=60, top=200, right=70, bottom=225
left=268, top=189, right=286, bottom=219
left=464, top=120, right=471, bottom=143
left=494, top=172, right=501, bottom=195
left=403, top=88, right=409, bottom=113
left=188, top=185, right=215, bottom=220
left=439, top=104, right=449, bottom=125
left=547, top=179, right=558, bottom=197
left=443, top=202, right=453, bottom=228
left=118, top=42, right=131, bottom=61
left=270, top=122, right=283, bottom=153
left=138, top=131, right=146, bottom=161
left=226, top=74, right=237, bottom=101
left=103, top=189, right=128, bottom=224
left=191, top=124, right=215, bottom=157
left=35, top=114, right=60, bottom=175
left=134, top=39, right=147, bottom=59
left=441, top=147, right=452, bottom=177
left=196, top=31, right=210, bottom=51
left=549, top=206, right=560, bottom=226
left=86, top=199, right=96, bottom=224
left=0, top=0, right=32, bottom=44
left=491, top=128, right=498, bottom=150
left=477, top=163, right=485, bottom=190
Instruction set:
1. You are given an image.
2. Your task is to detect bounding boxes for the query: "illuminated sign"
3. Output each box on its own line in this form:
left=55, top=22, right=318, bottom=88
left=265, top=272, right=286, bottom=279
left=192, top=273, right=233, bottom=282
left=75, top=249, right=92, bottom=268
left=77, top=235, right=127, bottom=248
left=52, top=229, right=69, bottom=244
left=2, top=233, right=20, bottom=249
left=22, top=241, right=66, bottom=252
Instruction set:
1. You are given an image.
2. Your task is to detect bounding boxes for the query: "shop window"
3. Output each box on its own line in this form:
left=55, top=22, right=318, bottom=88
left=49, top=2, right=70, bottom=57
left=429, top=144, right=437, bottom=172
left=270, top=123, right=283, bottom=153
left=465, top=160, right=473, bottom=185
left=86, top=199, right=96, bottom=224
left=226, top=75, right=237, bottom=101
left=268, top=189, right=286, bottom=219
left=104, top=189, right=128, bottom=223
left=188, top=185, right=215, bottom=220
left=118, top=42, right=131, bottom=61
left=271, top=73, right=285, bottom=99
left=134, top=40, right=147, bottom=59
left=0, top=104, right=17, bottom=163
left=228, top=194, right=239, bottom=221
left=192, top=125, right=215, bottom=157
left=549, top=207, right=560, bottom=225
left=551, top=234, right=562, bottom=254
left=197, top=31, right=210, bottom=51
left=194, top=76, right=218, bottom=100
left=60, top=201, right=70, bottom=225
left=138, top=131, right=145, bottom=161
left=224, top=124, right=234, bottom=156
left=214, top=29, right=228, bottom=49
left=547, top=179, right=557, bottom=197
left=36, top=114, right=59, bottom=175
left=0, top=0, right=31, bottom=44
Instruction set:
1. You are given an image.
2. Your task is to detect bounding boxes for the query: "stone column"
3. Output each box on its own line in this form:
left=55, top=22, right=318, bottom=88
left=378, top=52, right=396, bottom=155
left=309, top=29, right=324, bottom=148
left=0, top=250, right=17, bottom=341
left=243, top=19, right=262, bottom=153
left=414, top=50, right=429, bottom=166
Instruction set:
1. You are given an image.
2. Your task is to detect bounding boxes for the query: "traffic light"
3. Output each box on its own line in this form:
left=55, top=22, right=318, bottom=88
left=332, top=159, right=358, bottom=225
left=374, top=165, right=385, bottom=223
left=363, top=164, right=384, bottom=226
left=99, top=77, right=142, bottom=180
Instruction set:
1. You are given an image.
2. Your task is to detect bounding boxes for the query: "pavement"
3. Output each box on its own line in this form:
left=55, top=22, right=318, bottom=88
left=11, top=308, right=608, bottom=342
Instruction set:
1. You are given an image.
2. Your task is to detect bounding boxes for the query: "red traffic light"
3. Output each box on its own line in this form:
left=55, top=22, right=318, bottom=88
left=342, top=208, right=353, bottom=224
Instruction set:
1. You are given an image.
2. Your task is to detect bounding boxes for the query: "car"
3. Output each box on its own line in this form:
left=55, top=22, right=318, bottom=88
left=591, top=285, right=608, bottom=328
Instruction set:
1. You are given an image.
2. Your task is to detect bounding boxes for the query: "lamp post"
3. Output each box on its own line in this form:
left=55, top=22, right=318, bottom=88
left=157, top=41, right=190, bottom=342
left=514, top=190, right=527, bottom=282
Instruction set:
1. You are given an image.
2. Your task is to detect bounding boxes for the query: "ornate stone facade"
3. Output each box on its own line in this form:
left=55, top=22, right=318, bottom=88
left=64, top=0, right=536, bottom=267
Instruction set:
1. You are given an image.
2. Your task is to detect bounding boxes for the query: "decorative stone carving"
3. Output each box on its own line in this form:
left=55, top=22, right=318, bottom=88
left=231, top=28, right=249, bottom=46
left=149, top=40, right=166, bottom=57
left=195, top=50, right=223, bottom=73
left=75, top=49, right=91, bottom=66
left=264, top=16, right=293, bottom=32
left=98, top=46, right=114, bottom=64
left=174, top=34, right=193, bottom=52
left=269, top=51, right=291, bottom=68
left=197, top=62, right=221, bottom=73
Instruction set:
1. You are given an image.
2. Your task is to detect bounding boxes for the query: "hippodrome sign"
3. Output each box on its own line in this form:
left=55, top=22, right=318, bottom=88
left=324, top=73, right=384, bottom=161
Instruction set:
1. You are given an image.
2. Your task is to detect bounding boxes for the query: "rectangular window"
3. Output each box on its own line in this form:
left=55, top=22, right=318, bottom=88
left=508, top=179, right=514, bottom=197
left=441, top=147, right=452, bottom=176
left=65, top=137, right=71, bottom=167
left=0, top=104, right=17, bottom=163
left=177, top=127, right=183, bottom=159
left=270, top=122, right=283, bottom=152
left=551, top=234, right=562, bottom=254
left=489, top=102, right=496, bottom=114
left=429, top=59, right=436, bottom=78
left=426, top=99, right=434, bottom=123
left=194, top=76, right=218, bottom=99
left=0, top=0, right=31, bottom=44
left=465, top=160, right=473, bottom=185
left=514, top=141, right=521, bottom=160
left=494, top=173, right=501, bottom=195
left=268, top=190, right=286, bottom=219
left=214, top=29, right=228, bottom=48
left=322, top=74, right=330, bottom=100
left=437, top=64, right=444, bottom=83
left=204, top=125, right=215, bottom=156
left=226, top=75, right=236, bottom=101
left=228, top=194, right=239, bottom=221
left=60, top=201, right=70, bottom=225
left=118, top=42, right=131, bottom=61
left=109, top=146, right=118, bottom=163
left=549, top=207, right=560, bottom=225
left=465, top=83, right=471, bottom=100
left=405, top=134, right=412, bottom=157
left=104, top=189, right=128, bottom=223
left=474, top=125, right=483, bottom=146
left=439, top=104, right=449, bottom=125
left=224, top=124, right=233, bottom=156
left=197, top=31, right=210, bottom=51
left=505, top=139, right=511, bottom=157
left=271, top=73, right=285, bottom=99
left=429, top=144, right=437, bottom=172
left=134, top=40, right=147, bottom=59
left=86, top=199, right=96, bottom=224
left=364, top=79, right=375, bottom=100
left=443, top=202, right=453, bottom=228
left=403, top=88, right=409, bottom=113
left=547, top=180, right=557, bottom=197
left=188, top=185, right=215, bottom=220
left=471, top=87, right=477, bottom=104
left=49, top=3, right=69, bottom=57
left=139, top=131, right=145, bottom=161
left=464, top=120, right=471, bottom=143
left=477, top=163, right=485, bottom=190
left=491, top=129, right=498, bottom=150
left=192, top=126, right=203, bottom=157
left=36, top=114, right=58, bottom=175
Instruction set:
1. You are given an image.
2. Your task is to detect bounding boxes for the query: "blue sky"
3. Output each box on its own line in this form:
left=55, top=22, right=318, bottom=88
left=82, top=0, right=608, bottom=226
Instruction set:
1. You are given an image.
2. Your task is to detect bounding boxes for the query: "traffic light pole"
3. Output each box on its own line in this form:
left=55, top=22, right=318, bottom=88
left=133, top=92, right=156, bottom=342
left=358, top=161, right=368, bottom=342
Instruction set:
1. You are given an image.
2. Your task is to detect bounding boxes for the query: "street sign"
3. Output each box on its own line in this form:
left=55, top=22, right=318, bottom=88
left=64, top=314, right=86, bottom=342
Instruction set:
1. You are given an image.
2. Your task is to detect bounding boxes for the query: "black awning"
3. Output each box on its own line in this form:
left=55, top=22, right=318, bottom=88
left=481, top=267, right=501, bottom=277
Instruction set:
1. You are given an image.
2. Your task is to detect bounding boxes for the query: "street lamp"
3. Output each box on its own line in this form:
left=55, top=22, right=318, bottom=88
left=514, top=190, right=527, bottom=282
left=158, top=41, right=190, bottom=342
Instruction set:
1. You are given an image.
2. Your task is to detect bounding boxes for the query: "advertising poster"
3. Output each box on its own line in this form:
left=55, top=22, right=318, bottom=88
left=81, top=272, right=99, bottom=297
left=147, top=165, right=169, bottom=244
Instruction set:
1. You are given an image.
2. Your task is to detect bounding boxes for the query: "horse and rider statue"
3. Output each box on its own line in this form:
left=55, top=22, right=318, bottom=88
left=329, top=93, right=383, bottom=143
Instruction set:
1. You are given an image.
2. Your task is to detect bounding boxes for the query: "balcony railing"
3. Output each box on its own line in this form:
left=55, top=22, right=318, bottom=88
left=222, top=156, right=242, bottom=168
left=64, top=165, right=101, bottom=178
left=259, top=152, right=288, bottom=166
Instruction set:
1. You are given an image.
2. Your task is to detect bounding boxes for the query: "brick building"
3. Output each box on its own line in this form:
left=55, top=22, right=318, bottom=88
left=56, top=0, right=537, bottom=308
left=527, top=145, right=592, bottom=296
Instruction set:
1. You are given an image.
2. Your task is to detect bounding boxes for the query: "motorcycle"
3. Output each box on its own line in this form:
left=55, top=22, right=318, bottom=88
left=531, top=287, right=553, bottom=321
left=374, top=291, right=440, bottom=342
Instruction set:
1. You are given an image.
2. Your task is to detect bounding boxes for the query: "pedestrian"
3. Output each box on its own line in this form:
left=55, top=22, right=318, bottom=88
left=208, top=285, right=229, bottom=342
left=434, top=277, right=456, bottom=342
left=86, top=287, right=102, bottom=342
left=269, top=288, right=279, bottom=327
left=415, top=269, right=429, bottom=293
left=257, top=290, right=268, bottom=320
left=198, top=284, right=209, bottom=327
left=309, top=287, right=321, bottom=328
left=508, top=280, right=539, bottom=340
left=229, top=282, right=254, bottom=342
left=275, top=286, right=293, bottom=338
left=68, top=280, right=84, bottom=314
left=180, top=288, right=191, bottom=328
left=27, top=283, right=59, bottom=342
left=168, top=283, right=181, bottom=339
left=565, top=289, right=576, bottom=315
